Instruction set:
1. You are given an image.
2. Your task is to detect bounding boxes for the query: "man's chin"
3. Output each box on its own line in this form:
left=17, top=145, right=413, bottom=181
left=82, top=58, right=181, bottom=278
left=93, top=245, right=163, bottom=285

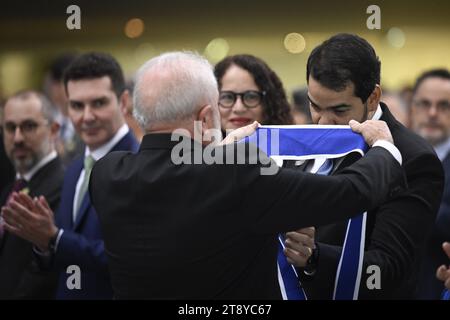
left=13, top=157, right=35, bottom=173
left=420, top=129, right=446, bottom=145
left=82, top=133, right=108, bottom=150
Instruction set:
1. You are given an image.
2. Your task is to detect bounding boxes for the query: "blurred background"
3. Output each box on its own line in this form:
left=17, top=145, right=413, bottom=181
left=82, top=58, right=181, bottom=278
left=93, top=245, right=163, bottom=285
left=0, top=0, right=449, bottom=98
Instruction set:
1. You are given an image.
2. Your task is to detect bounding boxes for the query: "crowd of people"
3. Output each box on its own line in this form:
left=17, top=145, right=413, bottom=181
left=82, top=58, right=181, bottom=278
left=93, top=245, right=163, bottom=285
left=0, top=33, right=449, bottom=300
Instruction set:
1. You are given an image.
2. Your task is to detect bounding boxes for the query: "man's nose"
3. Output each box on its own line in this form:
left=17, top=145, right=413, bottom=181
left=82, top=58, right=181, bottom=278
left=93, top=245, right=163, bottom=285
left=317, top=114, right=334, bottom=125
left=428, top=104, right=438, bottom=118
left=83, top=106, right=96, bottom=122
left=13, top=127, right=25, bottom=143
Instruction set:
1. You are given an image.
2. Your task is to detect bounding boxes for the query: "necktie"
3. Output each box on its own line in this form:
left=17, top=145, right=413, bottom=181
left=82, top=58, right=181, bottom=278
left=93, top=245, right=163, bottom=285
left=0, top=178, right=28, bottom=240
left=74, top=155, right=95, bottom=221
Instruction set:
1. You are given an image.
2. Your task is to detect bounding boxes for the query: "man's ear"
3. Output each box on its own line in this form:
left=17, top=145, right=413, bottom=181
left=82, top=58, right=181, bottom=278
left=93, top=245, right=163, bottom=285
left=50, top=121, right=60, bottom=139
left=197, top=104, right=214, bottom=132
left=367, top=84, right=382, bottom=112
left=119, top=89, right=131, bottom=116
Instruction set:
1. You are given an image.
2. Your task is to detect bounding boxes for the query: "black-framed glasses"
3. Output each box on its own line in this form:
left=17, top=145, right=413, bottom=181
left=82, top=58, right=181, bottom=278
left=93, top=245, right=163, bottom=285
left=3, top=120, right=49, bottom=136
left=413, top=99, right=450, bottom=113
left=219, top=90, right=266, bottom=109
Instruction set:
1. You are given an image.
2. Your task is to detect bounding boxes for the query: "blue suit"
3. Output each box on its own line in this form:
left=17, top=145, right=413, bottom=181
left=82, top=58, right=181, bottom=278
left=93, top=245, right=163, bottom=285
left=417, top=153, right=450, bottom=299
left=52, top=131, right=139, bottom=299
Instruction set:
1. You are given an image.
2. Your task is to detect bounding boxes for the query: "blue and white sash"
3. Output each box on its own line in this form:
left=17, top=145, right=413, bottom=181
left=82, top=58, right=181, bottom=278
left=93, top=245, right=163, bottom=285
left=245, top=125, right=369, bottom=300
left=442, top=289, right=450, bottom=300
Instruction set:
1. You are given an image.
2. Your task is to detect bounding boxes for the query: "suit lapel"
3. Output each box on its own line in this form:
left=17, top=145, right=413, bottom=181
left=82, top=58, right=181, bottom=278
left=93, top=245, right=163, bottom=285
left=58, top=160, right=83, bottom=230
left=73, top=192, right=91, bottom=230
left=72, top=131, right=138, bottom=230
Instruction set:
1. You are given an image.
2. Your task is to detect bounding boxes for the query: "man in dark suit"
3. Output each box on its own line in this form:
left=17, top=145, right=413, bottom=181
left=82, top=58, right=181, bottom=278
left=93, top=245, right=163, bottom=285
left=2, top=53, right=139, bottom=299
left=283, top=34, right=444, bottom=299
left=0, top=90, right=64, bottom=299
left=411, top=69, right=450, bottom=299
left=87, top=51, right=405, bottom=299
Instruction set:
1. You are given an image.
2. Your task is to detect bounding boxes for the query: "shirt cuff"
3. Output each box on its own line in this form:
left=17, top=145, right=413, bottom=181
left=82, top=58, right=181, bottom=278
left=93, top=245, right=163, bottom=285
left=54, top=229, right=64, bottom=252
left=33, top=246, right=51, bottom=256
left=32, top=229, right=64, bottom=255
left=373, top=140, right=402, bottom=165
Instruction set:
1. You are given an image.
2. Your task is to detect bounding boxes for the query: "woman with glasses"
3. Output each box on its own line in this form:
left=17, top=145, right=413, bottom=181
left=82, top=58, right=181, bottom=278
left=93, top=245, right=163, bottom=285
left=214, top=54, right=293, bottom=134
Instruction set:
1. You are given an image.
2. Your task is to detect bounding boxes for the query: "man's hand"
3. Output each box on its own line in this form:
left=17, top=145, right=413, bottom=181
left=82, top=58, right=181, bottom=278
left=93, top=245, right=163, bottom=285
left=436, top=242, right=450, bottom=290
left=220, top=121, right=259, bottom=145
left=284, top=227, right=316, bottom=267
left=1, top=192, right=58, bottom=251
left=349, top=119, right=393, bottom=146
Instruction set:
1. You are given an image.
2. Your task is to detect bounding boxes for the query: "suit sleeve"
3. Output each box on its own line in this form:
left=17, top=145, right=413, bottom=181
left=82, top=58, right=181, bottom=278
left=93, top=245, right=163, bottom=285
left=236, top=145, right=405, bottom=234
left=52, top=230, right=107, bottom=272
left=302, top=151, right=444, bottom=299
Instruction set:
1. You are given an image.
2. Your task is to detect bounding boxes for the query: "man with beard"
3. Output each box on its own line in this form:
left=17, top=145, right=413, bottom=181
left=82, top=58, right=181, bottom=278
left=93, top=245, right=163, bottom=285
left=1, top=52, right=139, bottom=299
left=282, top=34, right=444, bottom=299
left=0, top=90, right=64, bottom=299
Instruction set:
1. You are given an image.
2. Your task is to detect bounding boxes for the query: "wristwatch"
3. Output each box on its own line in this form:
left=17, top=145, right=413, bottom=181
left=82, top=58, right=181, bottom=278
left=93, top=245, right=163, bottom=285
left=303, top=245, right=319, bottom=276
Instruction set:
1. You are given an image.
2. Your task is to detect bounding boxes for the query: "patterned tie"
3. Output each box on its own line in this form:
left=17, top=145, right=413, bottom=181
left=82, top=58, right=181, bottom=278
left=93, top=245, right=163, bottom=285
left=0, top=178, right=28, bottom=240
left=74, top=155, right=95, bottom=221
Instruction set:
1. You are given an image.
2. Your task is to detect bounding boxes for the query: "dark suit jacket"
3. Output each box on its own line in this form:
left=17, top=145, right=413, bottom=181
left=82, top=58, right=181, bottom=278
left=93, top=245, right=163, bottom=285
left=0, top=156, right=64, bottom=299
left=0, top=133, right=15, bottom=196
left=44, top=130, right=139, bottom=300
left=89, top=133, right=405, bottom=299
left=297, top=104, right=444, bottom=299
left=417, top=152, right=450, bottom=299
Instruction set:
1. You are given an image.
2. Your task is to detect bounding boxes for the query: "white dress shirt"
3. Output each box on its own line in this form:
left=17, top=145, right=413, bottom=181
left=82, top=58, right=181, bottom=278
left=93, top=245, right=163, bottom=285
left=72, top=124, right=129, bottom=222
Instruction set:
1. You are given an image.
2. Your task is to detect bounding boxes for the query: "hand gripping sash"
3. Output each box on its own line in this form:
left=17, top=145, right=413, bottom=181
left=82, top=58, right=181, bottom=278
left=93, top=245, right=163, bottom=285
left=244, top=125, right=369, bottom=300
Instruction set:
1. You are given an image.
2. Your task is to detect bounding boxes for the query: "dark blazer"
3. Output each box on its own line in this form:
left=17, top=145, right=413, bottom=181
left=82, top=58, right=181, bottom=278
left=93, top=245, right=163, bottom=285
left=44, top=130, right=139, bottom=300
left=89, top=132, right=405, bottom=299
left=297, top=103, right=444, bottom=299
left=417, top=152, right=450, bottom=299
left=0, top=133, right=15, bottom=196
left=0, top=156, right=64, bottom=299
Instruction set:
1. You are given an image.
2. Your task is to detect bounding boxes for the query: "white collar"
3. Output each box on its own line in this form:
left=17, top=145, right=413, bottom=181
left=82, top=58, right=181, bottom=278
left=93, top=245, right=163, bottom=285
left=371, top=104, right=383, bottom=121
left=434, top=136, right=450, bottom=161
left=85, top=124, right=129, bottom=161
left=17, top=150, right=58, bottom=181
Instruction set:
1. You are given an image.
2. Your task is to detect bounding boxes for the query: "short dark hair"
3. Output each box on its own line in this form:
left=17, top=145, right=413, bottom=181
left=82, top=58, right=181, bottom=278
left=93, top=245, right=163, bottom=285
left=63, top=52, right=125, bottom=98
left=49, top=53, right=78, bottom=82
left=306, top=33, right=381, bottom=103
left=413, top=68, right=450, bottom=93
left=214, top=54, right=293, bottom=125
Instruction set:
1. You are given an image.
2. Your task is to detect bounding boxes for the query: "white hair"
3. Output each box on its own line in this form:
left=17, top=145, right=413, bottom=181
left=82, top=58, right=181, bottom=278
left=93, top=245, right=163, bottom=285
left=133, top=51, right=219, bottom=130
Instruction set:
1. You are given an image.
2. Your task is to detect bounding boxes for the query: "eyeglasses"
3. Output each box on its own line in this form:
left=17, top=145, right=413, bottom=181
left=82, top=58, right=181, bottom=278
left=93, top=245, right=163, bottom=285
left=3, top=120, right=49, bottom=136
left=219, top=90, right=266, bottom=109
left=413, top=99, right=450, bottom=113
